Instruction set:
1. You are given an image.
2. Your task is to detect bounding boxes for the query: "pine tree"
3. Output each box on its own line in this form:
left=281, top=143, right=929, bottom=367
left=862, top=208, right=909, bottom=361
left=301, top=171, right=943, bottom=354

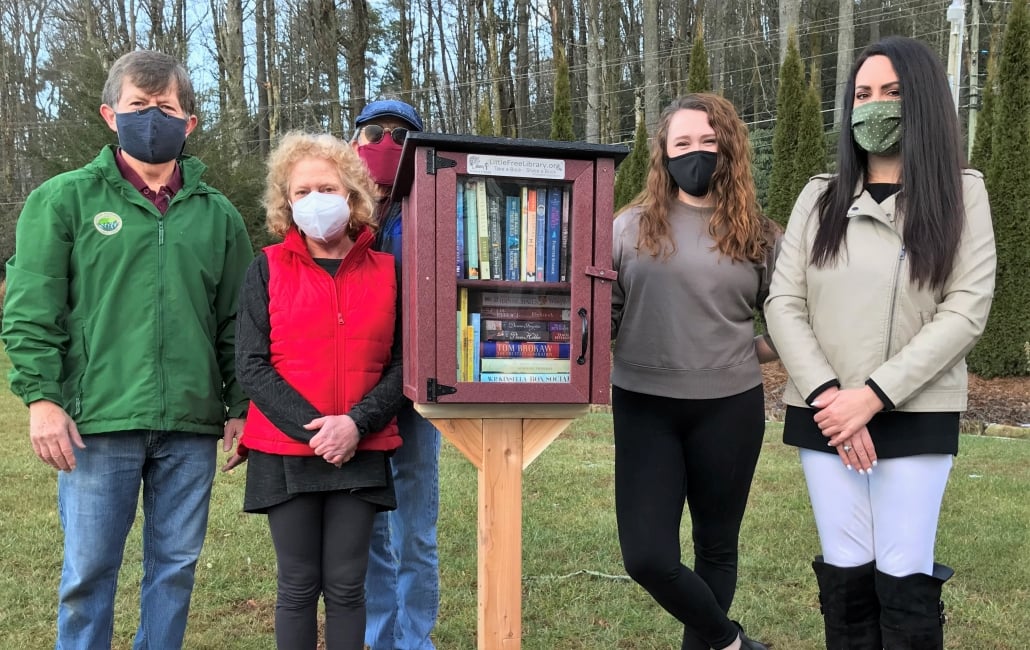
left=686, top=33, right=711, bottom=94
left=766, top=32, right=806, bottom=226
left=790, top=70, right=827, bottom=198
left=969, top=47, right=998, bottom=174
left=969, top=0, right=1030, bottom=377
left=550, top=46, right=575, bottom=141
left=475, top=97, right=495, bottom=136
left=614, top=117, right=649, bottom=210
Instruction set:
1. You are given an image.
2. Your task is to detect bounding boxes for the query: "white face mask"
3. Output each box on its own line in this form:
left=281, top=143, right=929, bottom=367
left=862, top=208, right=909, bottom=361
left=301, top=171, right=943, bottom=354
left=291, top=191, right=351, bottom=243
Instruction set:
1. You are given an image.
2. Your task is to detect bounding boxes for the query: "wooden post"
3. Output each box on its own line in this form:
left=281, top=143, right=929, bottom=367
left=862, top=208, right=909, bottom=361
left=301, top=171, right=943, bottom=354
left=426, top=406, right=586, bottom=650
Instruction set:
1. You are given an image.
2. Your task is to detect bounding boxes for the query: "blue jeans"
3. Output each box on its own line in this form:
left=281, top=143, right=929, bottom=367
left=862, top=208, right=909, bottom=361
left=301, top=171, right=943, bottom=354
left=364, top=404, right=441, bottom=650
left=55, top=431, right=218, bottom=650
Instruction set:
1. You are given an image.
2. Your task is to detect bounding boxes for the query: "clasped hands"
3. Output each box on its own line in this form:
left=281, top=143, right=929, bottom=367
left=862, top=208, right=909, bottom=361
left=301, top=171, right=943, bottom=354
left=811, top=386, right=883, bottom=474
left=221, top=414, right=359, bottom=472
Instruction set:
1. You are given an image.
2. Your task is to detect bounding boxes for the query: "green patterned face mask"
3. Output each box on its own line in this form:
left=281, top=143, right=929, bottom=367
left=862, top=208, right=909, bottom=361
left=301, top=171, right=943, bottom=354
left=851, top=100, right=902, bottom=155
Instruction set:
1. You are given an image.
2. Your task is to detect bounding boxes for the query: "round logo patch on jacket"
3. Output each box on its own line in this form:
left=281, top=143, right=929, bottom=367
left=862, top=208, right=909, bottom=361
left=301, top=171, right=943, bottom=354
left=93, top=212, right=123, bottom=235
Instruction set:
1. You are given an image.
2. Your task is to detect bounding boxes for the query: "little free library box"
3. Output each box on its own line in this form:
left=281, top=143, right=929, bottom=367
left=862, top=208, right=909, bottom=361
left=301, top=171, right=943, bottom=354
left=393, top=133, right=628, bottom=650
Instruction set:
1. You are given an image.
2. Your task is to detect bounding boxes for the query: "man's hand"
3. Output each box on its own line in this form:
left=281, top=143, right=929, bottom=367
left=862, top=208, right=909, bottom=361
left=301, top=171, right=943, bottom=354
left=29, top=400, right=85, bottom=472
left=306, top=415, right=360, bottom=466
left=222, top=417, right=246, bottom=453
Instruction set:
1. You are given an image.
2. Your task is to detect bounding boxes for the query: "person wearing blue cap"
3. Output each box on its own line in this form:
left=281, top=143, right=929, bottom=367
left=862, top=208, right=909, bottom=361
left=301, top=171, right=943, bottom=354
left=352, top=99, right=442, bottom=650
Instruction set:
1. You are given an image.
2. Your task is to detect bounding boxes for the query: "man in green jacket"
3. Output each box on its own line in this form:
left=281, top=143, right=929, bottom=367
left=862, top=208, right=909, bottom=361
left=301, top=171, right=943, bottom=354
left=1, top=50, right=253, bottom=650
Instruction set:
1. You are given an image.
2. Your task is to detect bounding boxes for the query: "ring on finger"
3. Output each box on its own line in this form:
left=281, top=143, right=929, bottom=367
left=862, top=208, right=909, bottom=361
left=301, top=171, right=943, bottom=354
left=843, top=444, right=852, bottom=452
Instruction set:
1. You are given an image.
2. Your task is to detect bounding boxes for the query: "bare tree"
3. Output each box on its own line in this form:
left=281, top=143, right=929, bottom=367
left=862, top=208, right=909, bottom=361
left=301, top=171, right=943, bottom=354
left=834, top=0, right=855, bottom=127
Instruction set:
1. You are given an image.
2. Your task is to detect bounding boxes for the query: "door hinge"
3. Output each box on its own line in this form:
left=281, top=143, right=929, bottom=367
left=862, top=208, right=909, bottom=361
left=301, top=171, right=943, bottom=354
left=426, top=377, right=458, bottom=402
left=426, top=150, right=457, bottom=175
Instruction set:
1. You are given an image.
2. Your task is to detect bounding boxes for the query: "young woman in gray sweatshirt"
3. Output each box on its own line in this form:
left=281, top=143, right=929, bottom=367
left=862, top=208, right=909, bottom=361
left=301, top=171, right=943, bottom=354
left=611, top=94, right=779, bottom=650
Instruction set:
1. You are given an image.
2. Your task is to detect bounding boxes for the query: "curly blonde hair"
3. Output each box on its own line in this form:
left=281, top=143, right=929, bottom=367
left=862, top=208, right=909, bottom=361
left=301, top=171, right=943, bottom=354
left=626, top=94, right=770, bottom=263
left=264, top=131, right=378, bottom=239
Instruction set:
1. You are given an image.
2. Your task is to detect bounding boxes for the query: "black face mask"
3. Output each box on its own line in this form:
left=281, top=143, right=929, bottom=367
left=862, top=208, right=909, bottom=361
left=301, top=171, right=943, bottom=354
left=666, top=151, right=717, bottom=198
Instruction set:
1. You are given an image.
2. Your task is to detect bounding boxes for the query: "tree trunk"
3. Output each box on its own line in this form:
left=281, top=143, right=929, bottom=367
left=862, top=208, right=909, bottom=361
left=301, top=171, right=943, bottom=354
left=642, top=0, right=659, bottom=129
left=585, top=0, right=600, bottom=141
left=834, top=0, right=855, bottom=128
left=779, top=0, right=800, bottom=62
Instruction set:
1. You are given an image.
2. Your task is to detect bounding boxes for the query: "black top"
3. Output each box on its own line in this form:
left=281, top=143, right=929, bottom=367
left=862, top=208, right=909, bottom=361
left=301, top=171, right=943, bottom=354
left=235, top=255, right=404, bottom=513
left=782, top=181, right=959, bottom=459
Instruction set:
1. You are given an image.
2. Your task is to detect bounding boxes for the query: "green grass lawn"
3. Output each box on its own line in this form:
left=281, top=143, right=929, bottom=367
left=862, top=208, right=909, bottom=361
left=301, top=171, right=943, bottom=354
left=0, top=362, right=1027, bottom=648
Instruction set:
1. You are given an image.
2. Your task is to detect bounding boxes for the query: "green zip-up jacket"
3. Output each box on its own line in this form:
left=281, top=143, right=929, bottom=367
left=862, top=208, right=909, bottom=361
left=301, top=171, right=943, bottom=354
left=1, top=146, right=254, bottom=435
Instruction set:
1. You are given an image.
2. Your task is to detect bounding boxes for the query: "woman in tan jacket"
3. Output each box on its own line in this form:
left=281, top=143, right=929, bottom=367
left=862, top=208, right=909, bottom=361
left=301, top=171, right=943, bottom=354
left=765, top=37, right=996, bottom=650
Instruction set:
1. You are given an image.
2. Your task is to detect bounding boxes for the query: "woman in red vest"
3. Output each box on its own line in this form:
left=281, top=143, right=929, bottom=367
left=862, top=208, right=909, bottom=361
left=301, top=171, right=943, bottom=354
left=225, top=131, right=404, bottom=650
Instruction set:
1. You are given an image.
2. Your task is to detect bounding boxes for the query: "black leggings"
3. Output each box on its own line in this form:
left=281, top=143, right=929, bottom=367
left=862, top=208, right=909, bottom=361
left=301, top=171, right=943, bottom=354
left=266, top=490, right=377, bottom=650
left=613, top=384, right=765, bottom=650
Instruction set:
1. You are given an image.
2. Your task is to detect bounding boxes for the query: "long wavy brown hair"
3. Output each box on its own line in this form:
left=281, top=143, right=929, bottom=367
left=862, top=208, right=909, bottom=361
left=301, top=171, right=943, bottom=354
left=624, top=94, right=769, bottom=262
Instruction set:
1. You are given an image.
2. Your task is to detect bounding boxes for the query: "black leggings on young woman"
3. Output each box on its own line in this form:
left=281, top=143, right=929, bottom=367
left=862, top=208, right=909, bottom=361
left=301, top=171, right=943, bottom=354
left=613, top=384, right=765, bottom=650
left=266, top=490, right=377, bottom=650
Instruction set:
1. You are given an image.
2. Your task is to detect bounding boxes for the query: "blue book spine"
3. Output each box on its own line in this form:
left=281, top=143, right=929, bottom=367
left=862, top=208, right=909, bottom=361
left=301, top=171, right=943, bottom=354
left=535, top=187, right=547, bottom=281
left=545, top=187, right=562, bottom=282
left=471, top=313, right=482, bottom=382
left=456, top=182, right=465, bottom=279
left=504, top=196, right=521, bottom=281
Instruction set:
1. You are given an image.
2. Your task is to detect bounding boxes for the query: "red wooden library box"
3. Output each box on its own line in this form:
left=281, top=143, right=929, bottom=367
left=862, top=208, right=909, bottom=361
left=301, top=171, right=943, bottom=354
left=392, top=133, right=628, bottom=407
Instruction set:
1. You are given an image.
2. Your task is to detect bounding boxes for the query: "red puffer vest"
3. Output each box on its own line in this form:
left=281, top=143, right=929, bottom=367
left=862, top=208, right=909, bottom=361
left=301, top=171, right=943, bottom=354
left=241, top=226, right=401, bottom=455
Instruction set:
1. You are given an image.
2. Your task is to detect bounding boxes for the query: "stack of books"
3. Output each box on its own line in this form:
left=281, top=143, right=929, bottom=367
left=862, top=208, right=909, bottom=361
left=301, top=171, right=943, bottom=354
left=457, top=290, right=571, bottom=383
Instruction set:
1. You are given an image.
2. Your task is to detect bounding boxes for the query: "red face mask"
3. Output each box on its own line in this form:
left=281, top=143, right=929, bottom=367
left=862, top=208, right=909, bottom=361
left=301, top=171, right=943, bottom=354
left=357, top=140, right=403, bottom=186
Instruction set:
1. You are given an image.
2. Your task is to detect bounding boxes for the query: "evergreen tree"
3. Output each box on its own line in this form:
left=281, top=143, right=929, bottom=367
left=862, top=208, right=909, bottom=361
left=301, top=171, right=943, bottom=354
left=686, top=33, right=711, bottom=94
left=550, top=47, right=575, bottom=141
left=969, top=0, right=1030, bottom=377
left=475, top=97, right=495, bottom=136
left=969, top=47, right=998, bottom=174
left=790, top=71, right=827, bottom=198
left=765, top=32, right=805, bottom=226
left=614, top=117, right=649, bottom=210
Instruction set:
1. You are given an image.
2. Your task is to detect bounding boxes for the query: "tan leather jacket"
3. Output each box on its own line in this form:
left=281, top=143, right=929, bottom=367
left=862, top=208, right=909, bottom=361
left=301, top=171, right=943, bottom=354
left=765, top=170, right=996, bottom=412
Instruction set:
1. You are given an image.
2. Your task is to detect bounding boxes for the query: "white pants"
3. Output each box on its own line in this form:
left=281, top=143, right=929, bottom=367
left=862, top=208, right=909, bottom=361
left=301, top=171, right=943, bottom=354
left=800, top=450, right=953, bottom=577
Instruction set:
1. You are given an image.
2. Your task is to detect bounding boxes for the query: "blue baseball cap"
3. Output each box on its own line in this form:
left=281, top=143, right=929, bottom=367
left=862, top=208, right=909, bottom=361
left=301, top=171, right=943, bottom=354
left=355, top=99, right=424, bottom=132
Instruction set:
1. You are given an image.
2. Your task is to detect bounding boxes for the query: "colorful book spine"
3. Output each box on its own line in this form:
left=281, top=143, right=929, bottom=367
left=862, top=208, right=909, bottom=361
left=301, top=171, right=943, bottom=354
left=478, top=373, right=571, bottom=383
left=534, top=186, right=547, bottom=281
left=487, top=196, right=503, bottom=280
left=457, top=287, right=469, bottom=380
left=545, top=186, right=562, bottom=282
left=480, top=341, right=571, bottom=359
left=524, top=188, right=537, bottom=281
left=479, top=357, right=570, bottom=373
left=479, top=306, right=571, bottom=321
left=476, top=180, right=491, bottom=280
left=504, top=196, right=521, bottom=281
left=456, top=181, right=465, bottom=279
left=479, top=291, right=571, bottom=308
left=559, top=186, right=571, bottom=282
left=465, top=180, right=480, bottom=279
left=519, top=187, right=529, bottom=281
left=463, top=324, right=475, bottom=381
left=471, top=313, right=482, bottom=381
left=481, top=319, right=559, bottom=342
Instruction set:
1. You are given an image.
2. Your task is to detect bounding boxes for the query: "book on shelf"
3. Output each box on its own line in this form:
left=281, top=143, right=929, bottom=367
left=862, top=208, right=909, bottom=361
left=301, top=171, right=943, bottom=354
left=478, top=372, right=571, bottom=383
left=463, top=324, right=475, bottom=381
left=470, top=313, right=482, bottom=381
left=545, top=186, right=562, bottom=282
left=480, top=305, right=571, bottom=321
left=504, top=195, right=521, bottom=281
left=519, top=187, right=530, bottom=281
left=559, top=186, right=571, bottom=282
left=534, top=186, right=547, bottom=281
left=479, top=291, right=571, bottom=308
left=524, top=188, right=538, bottom=281
left=480, top=319, right=568, bottom=341
left=479, top=357, right=570, bottom=373
left=475, top=179, right=491, bottom=280
left=487, top=195, right=503, bottom=280
left=480, top=341, right=571, bottom=359
left=457, top=287, right=469, bottom=380
left=464, top=180, right=479, bottom=279
left=456, top=181, right=465, bottom=279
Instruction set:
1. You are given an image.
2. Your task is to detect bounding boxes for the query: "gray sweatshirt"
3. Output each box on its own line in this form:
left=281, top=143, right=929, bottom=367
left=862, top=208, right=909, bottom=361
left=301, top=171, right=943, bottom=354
left=611, top=200, right=775, bottom=399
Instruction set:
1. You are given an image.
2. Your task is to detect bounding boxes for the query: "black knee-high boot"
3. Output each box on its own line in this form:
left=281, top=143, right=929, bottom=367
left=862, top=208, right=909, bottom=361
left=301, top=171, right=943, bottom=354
left=812, top=556, right=882, bottom=650
left=876, top=563, right=954, bottom=650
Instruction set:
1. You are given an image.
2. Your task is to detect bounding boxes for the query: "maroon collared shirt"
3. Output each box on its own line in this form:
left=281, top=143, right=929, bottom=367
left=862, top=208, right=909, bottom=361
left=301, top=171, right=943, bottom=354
left=114, top=149, right=183, bottom=214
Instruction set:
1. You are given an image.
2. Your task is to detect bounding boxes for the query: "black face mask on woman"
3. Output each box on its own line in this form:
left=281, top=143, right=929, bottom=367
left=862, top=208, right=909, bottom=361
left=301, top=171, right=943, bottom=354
left=666, top=151, right=717, bottom=198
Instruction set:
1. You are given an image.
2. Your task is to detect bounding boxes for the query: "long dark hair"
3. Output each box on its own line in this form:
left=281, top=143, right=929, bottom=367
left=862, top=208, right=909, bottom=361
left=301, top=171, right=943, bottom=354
left=813, top=36, right=964, bottom=289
